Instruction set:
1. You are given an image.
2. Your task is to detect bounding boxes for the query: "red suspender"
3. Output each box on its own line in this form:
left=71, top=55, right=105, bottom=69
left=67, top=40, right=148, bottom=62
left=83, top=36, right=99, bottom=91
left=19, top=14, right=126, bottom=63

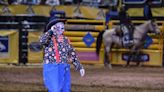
left=52, top=36, right=60, bottom=63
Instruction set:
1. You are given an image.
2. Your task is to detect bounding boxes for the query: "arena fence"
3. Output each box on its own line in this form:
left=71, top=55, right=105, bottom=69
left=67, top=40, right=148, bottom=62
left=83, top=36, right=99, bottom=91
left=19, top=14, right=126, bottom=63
left=26, top=19, right=106, bottom=64
left=0, top=18, right=163, bottom=66
left=64, top=19, right=106, bottom=64
left=0, top=15, right=46, bottom=64
left=28, top=30, right=43, bottom=63
left=0, top=30, right=19, bottom=64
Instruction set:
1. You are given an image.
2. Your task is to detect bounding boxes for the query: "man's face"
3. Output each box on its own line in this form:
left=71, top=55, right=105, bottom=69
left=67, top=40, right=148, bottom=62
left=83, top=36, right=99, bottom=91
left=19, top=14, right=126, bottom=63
left=51, top=22, right=65, bottom=35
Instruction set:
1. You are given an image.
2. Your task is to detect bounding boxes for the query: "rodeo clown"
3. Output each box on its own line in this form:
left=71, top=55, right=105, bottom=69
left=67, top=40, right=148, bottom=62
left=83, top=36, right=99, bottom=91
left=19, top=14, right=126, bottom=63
left=39, top=19, right=85, bottom=92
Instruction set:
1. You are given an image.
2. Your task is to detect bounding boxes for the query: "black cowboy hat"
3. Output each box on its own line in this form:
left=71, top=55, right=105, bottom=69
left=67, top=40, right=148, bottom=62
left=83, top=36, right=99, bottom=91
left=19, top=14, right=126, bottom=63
left=46, top=19, right=66, bottom=31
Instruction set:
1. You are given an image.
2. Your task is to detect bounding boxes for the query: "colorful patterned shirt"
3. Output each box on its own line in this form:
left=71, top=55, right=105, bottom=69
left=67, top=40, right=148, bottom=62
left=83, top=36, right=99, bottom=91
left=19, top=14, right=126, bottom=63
left=39, top=30, right=83, bottom=70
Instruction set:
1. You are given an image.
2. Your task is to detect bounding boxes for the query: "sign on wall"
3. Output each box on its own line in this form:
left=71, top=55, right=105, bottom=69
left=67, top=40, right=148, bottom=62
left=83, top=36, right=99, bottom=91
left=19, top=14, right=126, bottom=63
left=0, top=36, right=9, bottom=58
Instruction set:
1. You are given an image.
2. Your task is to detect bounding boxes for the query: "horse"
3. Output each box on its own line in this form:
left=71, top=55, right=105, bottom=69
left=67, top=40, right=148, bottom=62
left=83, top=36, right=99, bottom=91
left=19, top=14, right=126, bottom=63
left=96, top=20, right=160, bottom=68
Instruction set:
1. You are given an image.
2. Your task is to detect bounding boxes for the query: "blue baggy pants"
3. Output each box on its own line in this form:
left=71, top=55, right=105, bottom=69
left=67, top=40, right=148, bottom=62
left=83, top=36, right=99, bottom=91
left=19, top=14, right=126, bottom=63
left=43, top=63, right=71, bottom=92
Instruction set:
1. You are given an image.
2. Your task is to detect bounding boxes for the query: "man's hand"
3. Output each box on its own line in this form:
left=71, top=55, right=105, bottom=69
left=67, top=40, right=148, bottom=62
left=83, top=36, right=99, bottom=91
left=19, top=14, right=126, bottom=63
left=80, top=68, right=85, bottom=77
left=50, top=25, right=58, bottom=36
left=48, top=29, right=53, bottom=36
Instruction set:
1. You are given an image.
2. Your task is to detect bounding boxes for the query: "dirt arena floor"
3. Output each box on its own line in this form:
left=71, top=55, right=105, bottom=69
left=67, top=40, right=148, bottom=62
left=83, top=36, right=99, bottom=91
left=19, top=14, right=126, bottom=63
left=0, top=64, right=164, bottom=92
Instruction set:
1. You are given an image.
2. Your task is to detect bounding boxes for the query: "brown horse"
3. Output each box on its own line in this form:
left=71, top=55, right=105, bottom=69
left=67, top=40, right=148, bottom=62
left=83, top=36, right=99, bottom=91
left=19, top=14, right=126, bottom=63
left=96, top=20, right=160, bottom=68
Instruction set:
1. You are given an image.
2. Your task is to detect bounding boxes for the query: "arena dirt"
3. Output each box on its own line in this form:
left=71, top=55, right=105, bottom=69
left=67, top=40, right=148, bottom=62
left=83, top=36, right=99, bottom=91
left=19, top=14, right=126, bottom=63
left=0, top=64, right=164, bottom=92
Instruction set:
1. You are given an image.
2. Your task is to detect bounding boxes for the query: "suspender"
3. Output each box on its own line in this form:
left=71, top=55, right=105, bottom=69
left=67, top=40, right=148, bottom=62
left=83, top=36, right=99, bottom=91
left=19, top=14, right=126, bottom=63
left=52, top=36, right=60, bottom=63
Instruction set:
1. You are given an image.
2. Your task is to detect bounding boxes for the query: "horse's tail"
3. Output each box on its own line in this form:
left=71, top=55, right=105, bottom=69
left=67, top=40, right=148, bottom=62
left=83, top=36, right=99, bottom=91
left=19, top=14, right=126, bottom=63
left=96, top=30, right=105, bottom=55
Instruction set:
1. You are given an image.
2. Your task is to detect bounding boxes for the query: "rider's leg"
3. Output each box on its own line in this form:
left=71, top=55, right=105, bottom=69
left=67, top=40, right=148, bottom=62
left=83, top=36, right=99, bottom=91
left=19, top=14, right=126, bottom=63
left=128, top=25, right=134, bottom=42
left=121, top=25, right=130, bottom=47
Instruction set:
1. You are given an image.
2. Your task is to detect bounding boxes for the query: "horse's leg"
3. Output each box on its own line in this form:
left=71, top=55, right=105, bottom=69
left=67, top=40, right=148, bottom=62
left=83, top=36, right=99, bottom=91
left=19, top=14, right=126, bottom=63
left=104, top=51, right=110, bottom=67
left=136, top=60, right=140, bottom=67
left=104, top=45, right=112, bottom=69
left=136, top=51, right=142, bottom=67
left=125, top=47, right=136, bottom=67
left=125, top=52, right=132, bottom=67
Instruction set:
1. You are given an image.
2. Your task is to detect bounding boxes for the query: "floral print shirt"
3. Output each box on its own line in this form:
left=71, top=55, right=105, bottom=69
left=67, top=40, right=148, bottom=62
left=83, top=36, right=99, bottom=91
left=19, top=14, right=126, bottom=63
left=39, top=30, right=83, bottom=70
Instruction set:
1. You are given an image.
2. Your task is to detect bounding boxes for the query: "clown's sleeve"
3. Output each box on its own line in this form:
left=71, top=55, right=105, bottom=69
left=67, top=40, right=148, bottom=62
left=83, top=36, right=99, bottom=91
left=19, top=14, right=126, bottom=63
left=67, top=38, right=84, bottom=71
left=39, top=30, right=54, bottom=46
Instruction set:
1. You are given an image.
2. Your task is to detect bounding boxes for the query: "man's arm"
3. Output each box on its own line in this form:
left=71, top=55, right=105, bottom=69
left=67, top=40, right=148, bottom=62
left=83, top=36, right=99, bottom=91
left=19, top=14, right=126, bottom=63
left=39, top=30, right=53, bottom=46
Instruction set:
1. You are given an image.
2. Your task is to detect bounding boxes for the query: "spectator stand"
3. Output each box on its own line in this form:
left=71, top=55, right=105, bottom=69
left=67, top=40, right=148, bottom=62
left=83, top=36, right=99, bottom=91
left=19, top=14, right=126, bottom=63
left=122, top=0, right=163, bottom=7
